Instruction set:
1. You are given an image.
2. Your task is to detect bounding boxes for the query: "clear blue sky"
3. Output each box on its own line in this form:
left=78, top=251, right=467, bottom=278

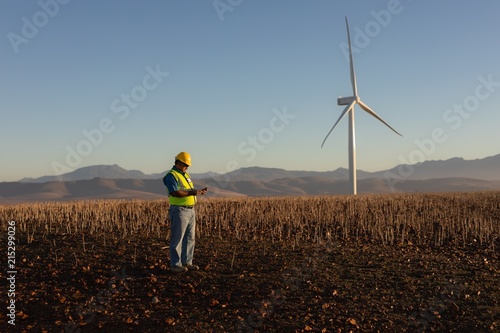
left=1, top=1, right=499, bottom=181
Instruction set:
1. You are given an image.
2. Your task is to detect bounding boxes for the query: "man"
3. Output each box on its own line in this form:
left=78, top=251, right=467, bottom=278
left=163, top=152, right=208, bottom=274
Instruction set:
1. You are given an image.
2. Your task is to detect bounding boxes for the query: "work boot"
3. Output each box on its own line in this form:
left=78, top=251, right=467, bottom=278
left=171, top=266, right=188, bottom=274
left=183, top=264, right=199, bottom=271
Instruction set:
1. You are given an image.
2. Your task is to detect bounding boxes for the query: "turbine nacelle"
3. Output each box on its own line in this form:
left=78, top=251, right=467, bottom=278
left=337, top=96, right=357, bottom=106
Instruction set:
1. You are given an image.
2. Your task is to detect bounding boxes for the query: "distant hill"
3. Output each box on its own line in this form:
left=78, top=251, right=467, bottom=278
left=1, top=176, right=500, bottom=204
left=2, top=154, right=498, bottom=203
left=17, top=154, right=500, bottom=184
left=376, top=154, right=500, bottom=180
left=19, top=165, right=152, bottom=183
left=202, top=166, right=375, bottom=184
left=0, top=178, right=245, bottom=204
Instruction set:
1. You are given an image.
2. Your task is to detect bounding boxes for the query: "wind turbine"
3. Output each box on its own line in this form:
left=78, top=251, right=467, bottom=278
left=321, top=16, right=402, bottom=195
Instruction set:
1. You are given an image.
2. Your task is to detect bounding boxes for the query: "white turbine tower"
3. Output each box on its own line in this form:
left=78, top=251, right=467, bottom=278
left=321, top=17, right=402, bottom=195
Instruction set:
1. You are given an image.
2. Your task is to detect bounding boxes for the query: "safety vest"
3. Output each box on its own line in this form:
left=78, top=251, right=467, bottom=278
left=167, top=169, right=196, bottom=206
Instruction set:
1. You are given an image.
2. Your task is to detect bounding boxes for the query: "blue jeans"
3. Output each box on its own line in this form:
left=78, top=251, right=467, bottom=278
left=169, top=206, right=196, bottom=268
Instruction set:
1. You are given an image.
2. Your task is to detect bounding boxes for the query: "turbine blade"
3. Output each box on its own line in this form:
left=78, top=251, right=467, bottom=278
left=345, top=17, right=358, bottom=97
left=357, top=100, right=403, bottom=136
left=321, top=101, right=356, bottom=148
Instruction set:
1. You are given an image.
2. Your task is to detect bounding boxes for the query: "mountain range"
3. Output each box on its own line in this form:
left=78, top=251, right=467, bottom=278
left=1, top=154, right=499, bottom=203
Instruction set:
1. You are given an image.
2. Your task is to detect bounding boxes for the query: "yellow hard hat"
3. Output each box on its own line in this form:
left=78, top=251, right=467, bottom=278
left=175, top=152, right=192, bottom=166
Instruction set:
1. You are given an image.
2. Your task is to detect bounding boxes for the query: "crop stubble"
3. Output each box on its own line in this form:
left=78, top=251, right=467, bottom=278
left=0, top=191, right=499, bottom=332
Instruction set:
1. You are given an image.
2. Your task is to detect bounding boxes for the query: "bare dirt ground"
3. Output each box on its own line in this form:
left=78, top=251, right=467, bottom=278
left=2, top=234, right=499, bottom=333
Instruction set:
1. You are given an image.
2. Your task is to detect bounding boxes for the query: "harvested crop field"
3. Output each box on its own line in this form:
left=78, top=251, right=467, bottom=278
left=1, top=192, right=499, bottom=332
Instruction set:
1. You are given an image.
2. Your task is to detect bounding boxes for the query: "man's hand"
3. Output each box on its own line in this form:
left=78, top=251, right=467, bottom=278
left=189, top=187, right=208, bottom=196
left=171, top=187, right=208, bottom=198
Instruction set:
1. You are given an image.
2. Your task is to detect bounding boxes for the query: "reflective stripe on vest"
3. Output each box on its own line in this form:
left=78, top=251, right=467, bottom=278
left=168, top=169, right=196, bottom=206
